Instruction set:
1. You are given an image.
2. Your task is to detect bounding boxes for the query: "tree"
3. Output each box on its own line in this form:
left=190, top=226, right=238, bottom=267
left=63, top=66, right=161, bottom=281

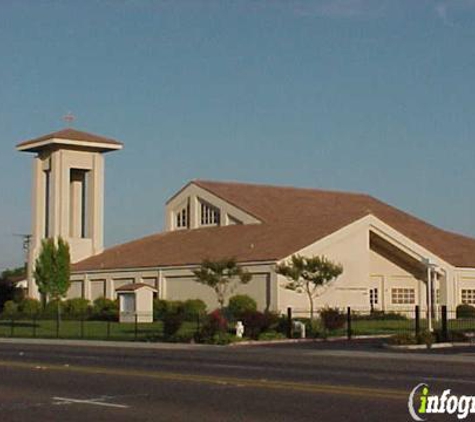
left=34, top=237, right=71, bottom=320
left=0, top=267, right=25, bottom=311
left=193, top=258, right=252, bottom=309
left=276, top=255, right=343, bottom=320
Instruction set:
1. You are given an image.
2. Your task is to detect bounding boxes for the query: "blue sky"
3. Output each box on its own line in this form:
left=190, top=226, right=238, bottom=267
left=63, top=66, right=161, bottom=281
left=1, top=0, right=475, bottom=271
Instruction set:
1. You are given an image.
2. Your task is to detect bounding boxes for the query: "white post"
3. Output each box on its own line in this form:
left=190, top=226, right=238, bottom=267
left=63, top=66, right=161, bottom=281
left=427, top=265, right=433, bottom=333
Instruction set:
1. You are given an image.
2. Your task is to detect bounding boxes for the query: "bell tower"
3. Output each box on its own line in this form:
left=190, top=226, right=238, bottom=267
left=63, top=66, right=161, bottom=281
left=17, top=128, right=123, bottom=299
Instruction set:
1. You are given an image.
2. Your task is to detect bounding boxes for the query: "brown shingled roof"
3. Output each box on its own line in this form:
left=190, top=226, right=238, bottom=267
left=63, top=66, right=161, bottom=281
left=17, top=128, right=122, bottom=150
left=73, top=181, right=475, bottom=272
left=116, top=283, right=157, bottom=292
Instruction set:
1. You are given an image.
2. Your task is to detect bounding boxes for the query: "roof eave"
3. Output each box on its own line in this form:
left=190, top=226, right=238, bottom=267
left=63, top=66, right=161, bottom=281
left=17, top=138, right=123, bottom=153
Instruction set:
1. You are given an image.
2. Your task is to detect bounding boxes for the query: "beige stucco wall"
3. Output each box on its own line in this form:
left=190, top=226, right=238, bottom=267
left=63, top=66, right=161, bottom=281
left=69, top=264, right=277, bottom=312
left=28, top=147, right=107, bottom=300
left=278, top=218, right=370, bottom=314
left=165, top=273, right=271, bottom=312
left=455, top=269, right=475, bottom=307
left=369, top=248, right=425, bottom=312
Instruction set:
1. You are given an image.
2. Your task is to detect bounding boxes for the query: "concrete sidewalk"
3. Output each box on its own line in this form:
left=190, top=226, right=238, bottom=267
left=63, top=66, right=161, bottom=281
left=0, top=337, right=216, bottom=351
left=1, top=337, right=475, bottom=365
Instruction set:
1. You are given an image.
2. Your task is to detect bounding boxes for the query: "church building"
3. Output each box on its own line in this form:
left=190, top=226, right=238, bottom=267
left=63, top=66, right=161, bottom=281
left=17, top=129, right=475, bottom=314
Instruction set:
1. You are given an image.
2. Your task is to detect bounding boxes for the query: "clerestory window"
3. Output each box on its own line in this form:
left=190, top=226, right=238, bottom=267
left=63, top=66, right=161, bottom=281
left=176, top=202, right=190, bottom=229
left=200, top=201, right=220, bottom=226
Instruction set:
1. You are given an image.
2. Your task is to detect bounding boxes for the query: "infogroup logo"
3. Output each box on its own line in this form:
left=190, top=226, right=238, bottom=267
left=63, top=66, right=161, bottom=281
left=409, top=383, right=475, bottom=421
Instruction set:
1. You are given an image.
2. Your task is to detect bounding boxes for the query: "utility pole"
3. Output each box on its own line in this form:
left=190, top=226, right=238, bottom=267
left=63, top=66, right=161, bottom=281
left=13, top=234, right=32, bottom=294
left=13, top=233, right=32, bottom=271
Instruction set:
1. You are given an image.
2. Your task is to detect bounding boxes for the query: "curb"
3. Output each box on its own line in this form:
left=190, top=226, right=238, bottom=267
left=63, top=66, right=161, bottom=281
left=229, top=334, right=391, bottom=347
left=382, top=342, right=473, bottom=351
left=0, top=337, right=218, bottom=350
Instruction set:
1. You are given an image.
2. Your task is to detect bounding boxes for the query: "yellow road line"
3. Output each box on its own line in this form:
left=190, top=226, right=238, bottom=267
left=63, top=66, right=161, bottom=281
left=0, top=359, right=407, bottom=401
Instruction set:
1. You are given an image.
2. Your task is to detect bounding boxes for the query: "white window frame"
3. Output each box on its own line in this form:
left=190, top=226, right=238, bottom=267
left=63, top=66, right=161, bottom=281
left=175, top=202, right=190, bottom=230
left=391, top=288, right=415, bottom=305
left=199, top=200, right=220, bottom=227
left=461, top=289, right=475, bottom=305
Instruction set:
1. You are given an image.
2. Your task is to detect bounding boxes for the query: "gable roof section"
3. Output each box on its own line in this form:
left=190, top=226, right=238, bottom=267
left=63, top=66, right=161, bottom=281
left=195, top=180, right=475, bottom=267
left=73, top=180, right=475, bottom=272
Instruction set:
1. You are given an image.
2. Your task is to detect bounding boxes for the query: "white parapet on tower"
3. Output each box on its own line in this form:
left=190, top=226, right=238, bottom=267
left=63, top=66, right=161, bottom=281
left=16, top=128, right=123, bottom=299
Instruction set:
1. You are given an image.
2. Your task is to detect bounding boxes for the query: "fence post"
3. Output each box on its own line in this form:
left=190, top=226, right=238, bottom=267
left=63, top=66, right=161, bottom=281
left=415, top=305, right=420, bottom=337
left=441, top=305, right=448, bottom=342
left=107, top=320, right=111, bottom=340
left=55, top=312, right=60, bottom=338
left=286, top=307, right=292, bottom=339
left=81, top=315, right=85, bottom=339
left=10, top=318, right=14, bottom=337
left=347, top=307, right=352, bottom=340
left=33, top=314, right=37, bottom=338
left=134, top=314, right=138, bottom=341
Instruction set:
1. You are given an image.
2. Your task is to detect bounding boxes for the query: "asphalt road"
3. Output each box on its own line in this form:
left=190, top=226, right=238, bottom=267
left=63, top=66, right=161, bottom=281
left=0, top=340, right=474, bottom=421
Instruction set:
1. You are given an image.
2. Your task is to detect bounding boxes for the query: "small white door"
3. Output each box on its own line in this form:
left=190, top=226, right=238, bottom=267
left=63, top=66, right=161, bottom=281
left=121, top=293, right=135, bottom=313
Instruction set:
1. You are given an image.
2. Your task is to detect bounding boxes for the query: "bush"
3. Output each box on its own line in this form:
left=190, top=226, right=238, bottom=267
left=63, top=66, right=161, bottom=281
left=183, top=299, right=207, bottom=321
left=240, top=311, right=279, bottom=340
left=201, top=332, right=236, bottom=345
left=153, top=299, right=169, bottom=320
left=416, top=330, right=435, bottom=347
left=296, top=318, right=321, bottom=338
left=387, top=333, right=417, bottom=345
left=18, top=298, right=42, bottom=317
left=153, top=299, right=185, bottom=320
left=2, top=300, right=18, bottom=318
left=456, top=304, right=475, bottom=319
left=434, top=329, right=469, bottom=343
left=43, top=300, right=65, bottom=318
left=275, top=315, right=291, bottom=337
left=196, top=309, right=228, bottom=343
left=168, top=332, right=195, bottom=344
left=258, top=331, right=286, bottom=341
left=354, top=310, right=407, bottom=321
left=163, top=313, right=184, bottom=339
left=320, top=308, right=346, bottom=332
left=227, top=295, right=257, bottom=319
left=63, top=298, right=91, bottom=317
left=92, top=297, right=118, bottom=321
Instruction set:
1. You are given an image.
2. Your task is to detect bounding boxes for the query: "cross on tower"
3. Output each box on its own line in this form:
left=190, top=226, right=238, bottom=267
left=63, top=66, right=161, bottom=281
left=62, top=112, right=76, bottom=126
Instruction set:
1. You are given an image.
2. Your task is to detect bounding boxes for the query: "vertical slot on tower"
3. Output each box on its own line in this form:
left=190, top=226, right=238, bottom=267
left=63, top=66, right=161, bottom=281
left=44, top=170, right=51, bottom=238
left=70, top=169, right=90, bottom=238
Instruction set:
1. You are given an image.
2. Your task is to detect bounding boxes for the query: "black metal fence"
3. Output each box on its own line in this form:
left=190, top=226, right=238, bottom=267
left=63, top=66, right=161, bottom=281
left=2, top=306, right=475, bottom=343
left=0, top=312, right=204, bottom=342
left=288, top=306, right=475, bottom=341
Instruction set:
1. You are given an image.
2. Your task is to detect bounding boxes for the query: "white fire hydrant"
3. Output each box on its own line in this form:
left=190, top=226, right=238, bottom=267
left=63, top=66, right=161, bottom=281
left=235, top=321, right=245, bottom=338
left=293, top=321, right=306, bottom=339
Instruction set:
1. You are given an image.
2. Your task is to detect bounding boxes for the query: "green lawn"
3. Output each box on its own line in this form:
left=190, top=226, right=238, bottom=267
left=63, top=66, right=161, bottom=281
left=350, top=318, right=475, bottom=335
left=0, top=319, right=200, bottom=342
left=1, top=317, right=474, bottom=342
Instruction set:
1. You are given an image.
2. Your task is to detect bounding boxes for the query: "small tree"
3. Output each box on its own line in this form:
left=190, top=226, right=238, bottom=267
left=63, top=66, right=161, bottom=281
left=193, top=258, right=252, bottom=309
left=34, top=237, right=71, bottom=321
left=276, top=255, right=343, bottom=320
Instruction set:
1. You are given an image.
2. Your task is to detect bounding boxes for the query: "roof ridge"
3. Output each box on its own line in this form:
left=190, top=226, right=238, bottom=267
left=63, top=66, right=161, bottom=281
left=194, top=179, right=370, bottom=198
